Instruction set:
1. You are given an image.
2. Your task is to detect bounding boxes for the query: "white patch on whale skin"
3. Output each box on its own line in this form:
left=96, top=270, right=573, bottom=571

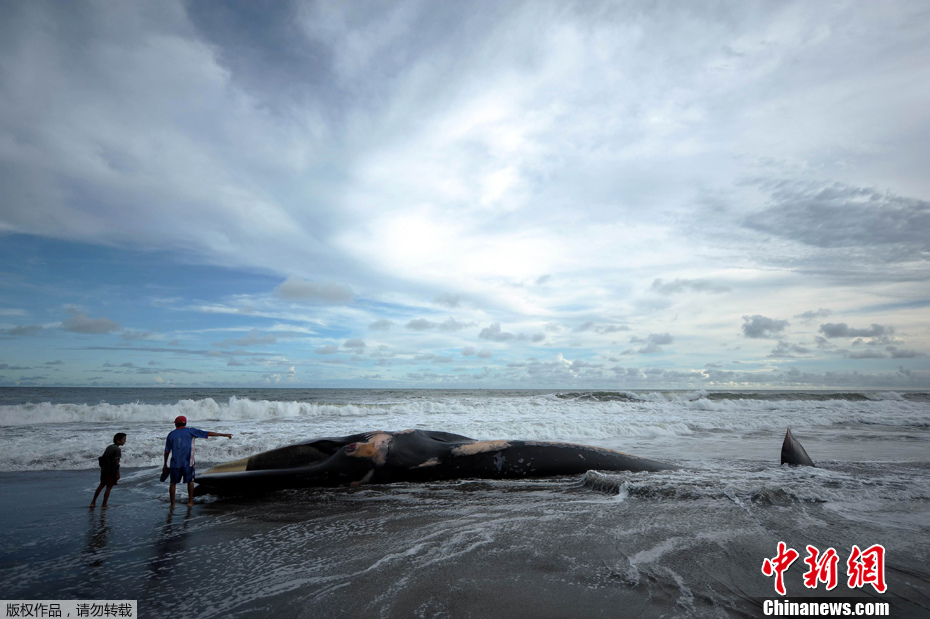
left=415, top=458, right=440, bottom=468
left=451, top=440, right=511, bottom=456
left=347, top=431, right=392, bottom=466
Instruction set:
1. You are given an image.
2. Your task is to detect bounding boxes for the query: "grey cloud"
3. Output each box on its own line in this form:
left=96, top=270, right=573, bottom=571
left=440, top=318, right=469, bottom=332
left=407, top=318, right=436, bottom=331
left=768, top=341, right=811, bottom=358
left=0, top=364, right=32, bottom=370
left=629, top=333, right=673, bottom=354
left=630, top=333, right=673, bottom=346
left=121, top=330, right=155, bottom=341
left=227, top=359, right=247, bottom=366
left=844, top=350, right=886, bottom=360
left=795, top=309, right=832, bottom=322
left=598, top=325, right=630, bottom=333
left=215, top=329, right=277, bottom=347
left=477, top=349, right=493, bottom=359
left=369, top=319, right=394, bottom=331
left=1, top=325, right=43, bottom=336
left=315, top=345, right=339, bottom=354
left=462, top=346, right=476, bottom=356
left=275, top=278, right=353, bottom=304
left=651, top=278, right=730, bottom=295
left=815, top=336, right=834, bottom=349
left=479, top=323, right=515, bottom=342
left=45, top=360, right=65, bottom=365
left=744, top=182, right=930, bottom=254
left=435, top=294, right=461, bottom=308
left=343, top=338, right=366, bottom=349
left=741, top=315, right=789, bottom=339
left=740, top=181, right=930, bottom=281
left=408, top=317, right=471, bottom=332
left=819, top=323, right=890, bottom=339
left=886, top=346, right=925, bottom=359
left=60, top=308, right=122, bottom=334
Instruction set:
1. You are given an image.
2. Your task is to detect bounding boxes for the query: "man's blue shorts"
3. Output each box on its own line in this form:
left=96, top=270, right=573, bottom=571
left=169, top=464, right=195, bottom=484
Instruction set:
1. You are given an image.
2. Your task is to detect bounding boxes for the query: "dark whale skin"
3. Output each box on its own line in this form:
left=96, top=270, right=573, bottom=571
left=194, top=429, right=676, bottom=495
left=781, top=427, right=815, bottom=467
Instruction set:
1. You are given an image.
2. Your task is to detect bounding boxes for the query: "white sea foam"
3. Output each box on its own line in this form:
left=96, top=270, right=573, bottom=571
left=0, top=393, right=928, bottom=471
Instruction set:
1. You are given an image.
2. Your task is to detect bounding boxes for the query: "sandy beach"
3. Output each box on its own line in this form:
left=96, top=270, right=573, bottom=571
left=3, top=465, right=925, bottom=618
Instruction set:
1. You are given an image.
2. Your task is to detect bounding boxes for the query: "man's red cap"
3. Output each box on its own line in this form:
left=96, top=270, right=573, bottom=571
left=174, top=415, right=187, bottom=425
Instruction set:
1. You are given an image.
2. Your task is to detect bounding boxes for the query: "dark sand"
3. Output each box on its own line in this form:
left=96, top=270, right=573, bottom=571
left=1, top=469, right=924, bottom=618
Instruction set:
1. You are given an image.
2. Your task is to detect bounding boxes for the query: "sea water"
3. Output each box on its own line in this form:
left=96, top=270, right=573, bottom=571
left=1, top=388, right=928, bottom=617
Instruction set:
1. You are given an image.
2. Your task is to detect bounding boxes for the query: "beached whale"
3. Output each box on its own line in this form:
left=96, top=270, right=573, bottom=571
left=194, top=427, right=814, bottom=495
left=194, top=429, right=677, bottom=495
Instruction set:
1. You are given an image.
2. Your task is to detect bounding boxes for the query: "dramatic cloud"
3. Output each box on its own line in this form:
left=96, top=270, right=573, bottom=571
left=275, top=279, right=353, bottom=304
left=0, top=1, right=927, bottom=387
left=819, top=323, right=890, bottom=339
left=741, top=315, right=789, bottom=339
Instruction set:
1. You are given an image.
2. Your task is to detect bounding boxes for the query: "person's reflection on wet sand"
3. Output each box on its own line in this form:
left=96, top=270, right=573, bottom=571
left=84, top=508, right=110, bottom=569
left=147, top=505, right=193, bottom=580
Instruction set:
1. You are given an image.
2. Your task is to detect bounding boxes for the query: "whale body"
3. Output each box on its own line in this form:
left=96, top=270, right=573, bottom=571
left=194, top=429, right=676, bottom=495
left=195, top=427, right=815, bottom=495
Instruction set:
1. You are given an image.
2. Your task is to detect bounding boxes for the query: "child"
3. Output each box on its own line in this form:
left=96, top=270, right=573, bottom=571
left=90, top=432, right=127, bottom=508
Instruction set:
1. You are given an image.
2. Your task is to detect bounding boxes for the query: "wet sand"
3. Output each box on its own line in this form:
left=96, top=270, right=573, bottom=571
left=1, top=468, right=925, bottom=618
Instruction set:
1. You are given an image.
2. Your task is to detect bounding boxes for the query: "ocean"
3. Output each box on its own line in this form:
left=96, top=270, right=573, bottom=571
left=1, top=388, right=928, bottom=617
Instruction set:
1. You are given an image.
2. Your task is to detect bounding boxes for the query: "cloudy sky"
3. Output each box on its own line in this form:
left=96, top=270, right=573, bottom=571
left=1, top=0, right=928, bottom=389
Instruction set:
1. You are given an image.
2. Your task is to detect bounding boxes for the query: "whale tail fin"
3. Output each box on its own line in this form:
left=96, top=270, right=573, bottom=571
left=781, top=427, right=815, bottom=467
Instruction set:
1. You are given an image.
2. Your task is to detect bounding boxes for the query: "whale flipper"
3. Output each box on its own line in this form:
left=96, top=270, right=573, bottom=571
left=781, top=427, right=815, bottom=467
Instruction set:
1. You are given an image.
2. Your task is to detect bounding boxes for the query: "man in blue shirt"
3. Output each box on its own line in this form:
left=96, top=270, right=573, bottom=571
left=163, top=415, right=232, bottom=507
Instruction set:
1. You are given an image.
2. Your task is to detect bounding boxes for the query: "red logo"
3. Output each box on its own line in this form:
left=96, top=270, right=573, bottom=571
left=762, top=543, right=887, bottom=595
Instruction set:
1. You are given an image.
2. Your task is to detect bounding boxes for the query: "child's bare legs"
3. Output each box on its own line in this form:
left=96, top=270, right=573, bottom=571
left=90, top=483, right=113, bottom=508
left=90, top=483, right=105, bottom=507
